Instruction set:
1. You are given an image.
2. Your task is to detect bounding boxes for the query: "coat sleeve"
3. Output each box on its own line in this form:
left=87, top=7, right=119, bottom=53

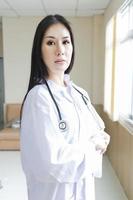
left=20, top=87, right=97, bottom=183
left=73, top=84, right=110, bottom=143
left=71, top=84, right=110, bottom=178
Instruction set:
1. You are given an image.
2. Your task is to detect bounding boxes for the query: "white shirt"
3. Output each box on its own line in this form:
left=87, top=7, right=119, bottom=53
left=20, top=75, right=109, bottom=200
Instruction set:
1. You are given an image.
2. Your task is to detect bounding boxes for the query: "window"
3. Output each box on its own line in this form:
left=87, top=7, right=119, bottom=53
left=116, top=0, right=133, bottom=124
left=104, top=0, right=133, bottom=131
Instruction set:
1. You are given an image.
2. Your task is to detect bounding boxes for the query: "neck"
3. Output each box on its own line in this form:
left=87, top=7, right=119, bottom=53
left=48, top=74, right=66, bottom=87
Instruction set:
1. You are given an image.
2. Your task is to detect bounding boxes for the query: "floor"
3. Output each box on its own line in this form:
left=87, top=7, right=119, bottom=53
left=0, top=151, right=128, bottom=200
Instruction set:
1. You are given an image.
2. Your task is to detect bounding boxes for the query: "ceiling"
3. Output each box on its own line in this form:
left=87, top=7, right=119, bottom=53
left=0, top=0, right=111, bottom=17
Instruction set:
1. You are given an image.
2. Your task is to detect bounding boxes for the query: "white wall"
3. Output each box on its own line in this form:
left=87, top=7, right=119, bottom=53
left=2, top=15, right=104, bottom=104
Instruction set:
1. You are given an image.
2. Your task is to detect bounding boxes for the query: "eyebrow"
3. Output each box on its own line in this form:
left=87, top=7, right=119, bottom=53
left=44, top=36, right=70, bottom=39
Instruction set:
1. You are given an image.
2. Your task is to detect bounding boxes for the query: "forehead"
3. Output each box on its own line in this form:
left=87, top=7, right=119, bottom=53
left=44, top=23, right=70, bottom=38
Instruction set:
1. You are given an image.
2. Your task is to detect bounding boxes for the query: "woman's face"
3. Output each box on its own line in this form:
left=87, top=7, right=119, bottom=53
left=41, top=23, right=73, bottom=77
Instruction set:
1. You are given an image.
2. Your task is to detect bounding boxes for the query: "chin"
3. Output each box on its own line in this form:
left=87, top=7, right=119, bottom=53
left=56, top=65, right=69, bottom=72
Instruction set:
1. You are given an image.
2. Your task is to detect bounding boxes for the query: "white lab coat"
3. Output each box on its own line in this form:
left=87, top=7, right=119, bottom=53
left=20, top=75, right=109, bottom=200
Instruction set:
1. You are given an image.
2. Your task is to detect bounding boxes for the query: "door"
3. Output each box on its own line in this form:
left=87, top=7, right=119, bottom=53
left=0, top=57, right=5, bottom=129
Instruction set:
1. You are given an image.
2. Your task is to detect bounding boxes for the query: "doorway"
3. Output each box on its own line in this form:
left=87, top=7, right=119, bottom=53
left=0, top=57, right=5, bottom=129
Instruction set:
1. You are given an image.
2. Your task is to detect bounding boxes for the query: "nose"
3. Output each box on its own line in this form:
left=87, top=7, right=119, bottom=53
left=56, top=42, right=64, bottom=56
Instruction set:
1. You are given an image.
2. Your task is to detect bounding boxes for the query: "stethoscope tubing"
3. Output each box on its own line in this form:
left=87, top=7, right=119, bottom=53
left=45, top=80, right=103, bottom=131
left=45, top=80, right=62, bottom=121
left=72, top=86, right=89, bottom=105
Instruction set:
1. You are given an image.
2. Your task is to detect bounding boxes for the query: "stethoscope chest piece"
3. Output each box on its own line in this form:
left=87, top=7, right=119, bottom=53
left=59, top=120, right=68, bottom=132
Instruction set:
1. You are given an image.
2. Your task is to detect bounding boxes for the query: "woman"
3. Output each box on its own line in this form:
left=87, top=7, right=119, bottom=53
left=20, top=14, right=110, bottom=200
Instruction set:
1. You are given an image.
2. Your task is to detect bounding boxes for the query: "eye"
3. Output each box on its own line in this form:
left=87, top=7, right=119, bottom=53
left=63, top=40, right=70, bottom=45
left=46, top=40, right=55, bottom=46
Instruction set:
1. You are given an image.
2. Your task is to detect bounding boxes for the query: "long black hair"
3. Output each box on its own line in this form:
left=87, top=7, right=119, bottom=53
left=29, top=14, right=74, bottom=92
left=20, top=14, right=75, bottom=119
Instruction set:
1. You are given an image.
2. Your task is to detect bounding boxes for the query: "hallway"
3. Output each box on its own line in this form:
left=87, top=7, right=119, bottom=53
left=0, top=151, right=128, bottom=200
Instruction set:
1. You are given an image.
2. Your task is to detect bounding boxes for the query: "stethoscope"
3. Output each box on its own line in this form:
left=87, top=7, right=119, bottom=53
left=45, top=80, right=103, bottom=132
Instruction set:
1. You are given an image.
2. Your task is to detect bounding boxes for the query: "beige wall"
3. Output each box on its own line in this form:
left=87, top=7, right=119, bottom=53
left=99, top=108, right=133, bottom=200
left=103, top=0, right=133, bottom=199
left=2, top=15, right=104, bottom=104
left=91, top=15, right=104, bottom=103
left=3, top=17, right=41, bottom=103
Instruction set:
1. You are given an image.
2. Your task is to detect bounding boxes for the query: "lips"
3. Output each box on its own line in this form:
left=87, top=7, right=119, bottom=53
left=55, top=59, right=66, bottom=63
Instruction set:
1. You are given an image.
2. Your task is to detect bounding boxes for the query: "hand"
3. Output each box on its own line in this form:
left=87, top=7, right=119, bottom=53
left=101, top=131, right=110, bottom=146
left=90, top=131, right=110, bottom=154
left=95, top=143, right=107, bottom=154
